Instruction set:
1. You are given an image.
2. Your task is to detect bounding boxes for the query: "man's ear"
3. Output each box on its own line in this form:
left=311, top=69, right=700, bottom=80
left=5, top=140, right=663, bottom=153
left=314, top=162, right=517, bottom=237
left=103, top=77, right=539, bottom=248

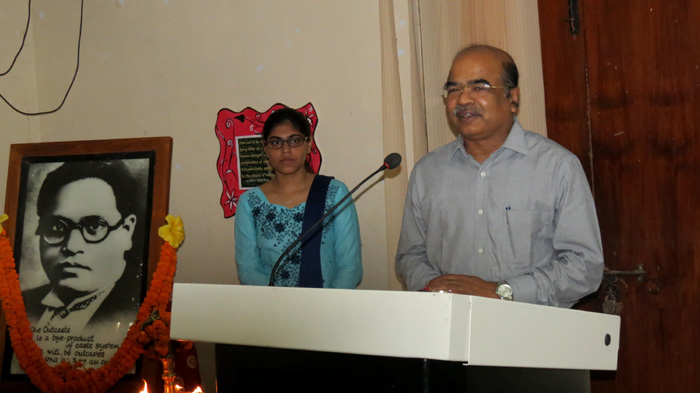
left=122, top=214, right=137, bottom=235
left=509, top=86, right=521, bottom=112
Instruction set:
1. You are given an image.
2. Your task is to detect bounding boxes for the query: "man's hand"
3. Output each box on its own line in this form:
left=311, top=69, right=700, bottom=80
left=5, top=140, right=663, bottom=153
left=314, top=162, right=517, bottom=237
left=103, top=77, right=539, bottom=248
left=427, top=274, right=499, bottom=299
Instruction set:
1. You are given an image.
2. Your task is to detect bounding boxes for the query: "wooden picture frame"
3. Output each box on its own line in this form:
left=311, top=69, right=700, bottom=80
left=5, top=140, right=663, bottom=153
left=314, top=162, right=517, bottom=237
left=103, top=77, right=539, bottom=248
left=0, top=137, right=172, bottom=392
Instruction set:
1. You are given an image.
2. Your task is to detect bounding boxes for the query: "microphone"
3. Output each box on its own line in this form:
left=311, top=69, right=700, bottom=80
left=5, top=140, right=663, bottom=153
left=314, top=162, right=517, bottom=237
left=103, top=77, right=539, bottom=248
left=269, top=153, right=402, bottom=286
left=383, top=152, right=401, bottom=170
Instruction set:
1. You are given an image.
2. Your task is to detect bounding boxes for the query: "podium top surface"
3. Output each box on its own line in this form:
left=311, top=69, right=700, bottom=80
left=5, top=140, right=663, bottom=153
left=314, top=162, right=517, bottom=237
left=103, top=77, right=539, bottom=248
left=170, top=284, right=620, bottom=371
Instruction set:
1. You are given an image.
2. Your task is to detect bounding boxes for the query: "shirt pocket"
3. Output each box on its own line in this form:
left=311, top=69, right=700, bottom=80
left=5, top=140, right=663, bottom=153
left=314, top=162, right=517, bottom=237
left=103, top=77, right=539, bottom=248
left=504, top=208, right=532, bottom=265
left=504, top=206, right=555, bottom=267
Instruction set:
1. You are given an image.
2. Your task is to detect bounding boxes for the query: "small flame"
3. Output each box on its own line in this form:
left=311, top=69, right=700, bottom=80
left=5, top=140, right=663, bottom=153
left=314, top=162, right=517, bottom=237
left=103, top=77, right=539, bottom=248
left=139, top=380, right=148, bottom=393
left=174, top=385, right=203, bottom=393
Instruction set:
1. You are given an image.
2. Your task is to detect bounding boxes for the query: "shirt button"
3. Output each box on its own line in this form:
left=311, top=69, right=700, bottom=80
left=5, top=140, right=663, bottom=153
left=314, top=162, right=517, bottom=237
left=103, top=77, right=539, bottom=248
left=480, top=171, right=486, bottom=177
left=478, top=248, right=484, bottom=254
left=478, top=209, right=484, bottom=215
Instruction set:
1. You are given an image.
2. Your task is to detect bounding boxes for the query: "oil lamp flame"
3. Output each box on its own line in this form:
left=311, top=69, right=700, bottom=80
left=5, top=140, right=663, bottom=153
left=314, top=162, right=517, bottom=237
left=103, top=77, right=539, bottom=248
left=175, top=384, right=204, bottom=393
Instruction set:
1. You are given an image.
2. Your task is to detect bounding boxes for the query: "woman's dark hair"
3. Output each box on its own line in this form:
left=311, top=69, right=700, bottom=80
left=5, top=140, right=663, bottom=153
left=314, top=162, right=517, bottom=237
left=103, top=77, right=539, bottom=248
left=262, top=107, right=312, bottom=140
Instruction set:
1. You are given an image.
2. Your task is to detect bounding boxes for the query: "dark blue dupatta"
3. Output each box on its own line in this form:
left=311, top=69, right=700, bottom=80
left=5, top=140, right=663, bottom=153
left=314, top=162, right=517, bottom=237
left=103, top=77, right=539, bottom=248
left=298, top=175, right=333, bottom=288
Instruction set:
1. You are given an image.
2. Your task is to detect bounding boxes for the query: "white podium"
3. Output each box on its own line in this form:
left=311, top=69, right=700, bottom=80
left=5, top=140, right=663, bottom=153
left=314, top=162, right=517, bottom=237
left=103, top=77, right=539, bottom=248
left=170, top=284, right=619, bottom=371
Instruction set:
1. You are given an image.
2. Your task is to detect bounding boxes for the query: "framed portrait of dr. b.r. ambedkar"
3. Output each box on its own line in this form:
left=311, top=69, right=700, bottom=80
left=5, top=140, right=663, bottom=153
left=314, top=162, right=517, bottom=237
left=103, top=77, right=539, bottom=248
left=0, top=137, right=172, bottom=393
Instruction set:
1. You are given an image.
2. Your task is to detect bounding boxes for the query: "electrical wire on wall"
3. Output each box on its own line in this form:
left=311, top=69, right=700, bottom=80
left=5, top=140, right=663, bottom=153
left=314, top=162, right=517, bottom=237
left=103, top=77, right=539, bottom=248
left=0, top=0, right=83, bottom=116
left=0, top=0, right=31, bottom=77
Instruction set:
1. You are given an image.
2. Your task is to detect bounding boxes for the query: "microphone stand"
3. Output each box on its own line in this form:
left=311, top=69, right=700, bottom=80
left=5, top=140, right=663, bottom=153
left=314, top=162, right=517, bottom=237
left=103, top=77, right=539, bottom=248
left=268, top=160, right=396, bottom=286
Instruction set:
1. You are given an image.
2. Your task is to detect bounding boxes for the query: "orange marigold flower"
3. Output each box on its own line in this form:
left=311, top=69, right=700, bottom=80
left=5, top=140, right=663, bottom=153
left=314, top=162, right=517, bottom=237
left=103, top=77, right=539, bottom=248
left=1, top=214, right=180, bottom=393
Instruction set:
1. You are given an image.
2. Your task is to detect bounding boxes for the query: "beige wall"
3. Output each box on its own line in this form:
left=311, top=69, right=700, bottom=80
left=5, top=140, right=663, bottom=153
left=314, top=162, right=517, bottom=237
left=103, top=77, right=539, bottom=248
left=0, top=0, right=41, bottom=209
left=1, top=0, right=388, bottom=289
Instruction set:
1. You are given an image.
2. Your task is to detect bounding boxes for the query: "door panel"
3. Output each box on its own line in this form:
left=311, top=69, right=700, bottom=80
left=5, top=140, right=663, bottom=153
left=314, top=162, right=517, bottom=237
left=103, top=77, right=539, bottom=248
left=537, top=0, right=591, bottom=181
left=539, top=0, right=700, bottom=391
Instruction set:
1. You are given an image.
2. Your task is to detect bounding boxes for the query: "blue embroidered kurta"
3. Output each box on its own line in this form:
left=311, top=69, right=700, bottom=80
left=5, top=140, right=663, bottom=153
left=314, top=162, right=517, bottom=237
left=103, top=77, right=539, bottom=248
left=234, top=179, right=362, bottom=288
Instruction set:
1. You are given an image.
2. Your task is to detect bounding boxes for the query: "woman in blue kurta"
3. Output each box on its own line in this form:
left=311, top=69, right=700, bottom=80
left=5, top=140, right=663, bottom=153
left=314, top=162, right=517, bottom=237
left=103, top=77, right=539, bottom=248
left=234, top=107, right=362, bottom=288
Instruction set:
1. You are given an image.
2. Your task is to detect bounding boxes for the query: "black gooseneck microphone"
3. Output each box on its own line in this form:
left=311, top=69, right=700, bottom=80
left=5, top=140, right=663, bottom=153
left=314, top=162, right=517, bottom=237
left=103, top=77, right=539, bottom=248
left=268, top=153, right=402, bottom=286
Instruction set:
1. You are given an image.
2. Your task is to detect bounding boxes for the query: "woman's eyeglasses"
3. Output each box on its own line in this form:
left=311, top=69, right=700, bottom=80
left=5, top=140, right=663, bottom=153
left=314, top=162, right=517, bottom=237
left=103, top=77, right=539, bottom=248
left=264, top=135, right=309, bottom=149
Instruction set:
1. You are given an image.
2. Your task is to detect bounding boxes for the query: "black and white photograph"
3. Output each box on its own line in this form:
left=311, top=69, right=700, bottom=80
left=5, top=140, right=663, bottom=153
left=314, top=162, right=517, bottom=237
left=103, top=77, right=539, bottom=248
left=8, top=154, right=153, bottom=374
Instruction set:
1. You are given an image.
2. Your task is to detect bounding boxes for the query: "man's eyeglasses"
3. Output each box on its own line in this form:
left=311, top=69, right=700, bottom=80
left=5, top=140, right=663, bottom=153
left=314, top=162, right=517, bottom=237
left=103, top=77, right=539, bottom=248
left=264, top=135, right=308, bottom=149
left=36, top=216, right=125, bottom=246
left=441, top=82, right=508, bottom=99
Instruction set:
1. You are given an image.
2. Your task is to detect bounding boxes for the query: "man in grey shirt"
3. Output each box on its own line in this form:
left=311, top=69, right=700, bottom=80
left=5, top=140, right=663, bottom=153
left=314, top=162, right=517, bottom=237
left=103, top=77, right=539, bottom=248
left=396, top=45, right=603, bottom=308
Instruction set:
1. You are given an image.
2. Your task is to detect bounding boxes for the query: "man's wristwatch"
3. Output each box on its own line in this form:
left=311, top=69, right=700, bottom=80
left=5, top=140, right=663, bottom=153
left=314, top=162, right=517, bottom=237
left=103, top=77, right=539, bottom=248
left=495, top=281, right=514, bottom=301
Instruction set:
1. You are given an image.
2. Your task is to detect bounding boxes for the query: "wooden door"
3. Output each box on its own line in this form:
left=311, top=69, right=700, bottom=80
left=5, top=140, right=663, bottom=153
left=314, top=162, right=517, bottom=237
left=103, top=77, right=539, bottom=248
left=538, top=0, right=700, bottom=391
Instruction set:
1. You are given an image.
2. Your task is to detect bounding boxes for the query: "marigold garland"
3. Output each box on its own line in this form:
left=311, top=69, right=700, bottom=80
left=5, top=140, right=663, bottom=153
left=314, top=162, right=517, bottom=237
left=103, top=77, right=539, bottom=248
left=0, top=215, right=185, bottom=393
